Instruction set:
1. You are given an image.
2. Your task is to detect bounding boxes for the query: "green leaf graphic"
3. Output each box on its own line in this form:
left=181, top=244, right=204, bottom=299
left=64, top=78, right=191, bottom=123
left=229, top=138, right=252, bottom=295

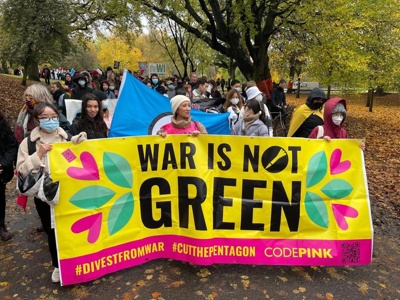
left=305, top=191, right=329, bottom=228
left=103, top=152, right=133, bottom=188
left=321, top=179, right=353, bottom=199
left=306, top=151, right=327, bottom=188
left=70, top=186, right=115, bottom=209
left=108, top=192, right=134, bottom=235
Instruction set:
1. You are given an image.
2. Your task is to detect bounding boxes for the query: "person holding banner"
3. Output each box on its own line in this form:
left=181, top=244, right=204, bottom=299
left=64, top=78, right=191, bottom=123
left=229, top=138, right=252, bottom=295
left=69, top=93, right=108, bottom=139
left=157, top=95, right=207, bottom=137
left=16, top=102, right=87, bottom=283
left=308, top=98, right=366, bottom=150
left=231, top=99, right=270, bottom=137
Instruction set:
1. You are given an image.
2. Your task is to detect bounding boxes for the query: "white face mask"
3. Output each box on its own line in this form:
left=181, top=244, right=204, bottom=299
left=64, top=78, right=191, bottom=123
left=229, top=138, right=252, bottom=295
left=231, top=98, right=239, bottom=105
left=235, top=87, right=242, bottom=92
left=332, top=115, right=343, bottom=125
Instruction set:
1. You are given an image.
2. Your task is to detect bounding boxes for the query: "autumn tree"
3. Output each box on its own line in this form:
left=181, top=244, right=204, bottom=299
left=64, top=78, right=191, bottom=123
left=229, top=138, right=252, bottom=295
left=293, top=0, right=400, bottom=106
left=97, top=36, right=144, bottom=72
left=0, top=0, right=138, bottom=85
left=149, top=19, right=202, bottom=78
left=133, top=0, right=302, bottom=85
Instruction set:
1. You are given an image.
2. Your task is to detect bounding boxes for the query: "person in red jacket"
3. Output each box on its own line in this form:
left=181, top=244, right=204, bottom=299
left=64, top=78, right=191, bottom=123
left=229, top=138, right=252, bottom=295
left=309, top=97, right=365, bottom=150
left=309, top=97, right=348, bottom=140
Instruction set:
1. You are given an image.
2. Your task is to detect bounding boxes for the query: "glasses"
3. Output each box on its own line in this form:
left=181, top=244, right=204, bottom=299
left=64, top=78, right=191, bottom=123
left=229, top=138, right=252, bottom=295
left=38, top=117, right=59, bottom=122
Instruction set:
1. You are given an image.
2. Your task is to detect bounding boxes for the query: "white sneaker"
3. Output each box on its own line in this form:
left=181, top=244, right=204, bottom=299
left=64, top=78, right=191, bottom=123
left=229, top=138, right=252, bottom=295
left=51, top=267, right=60, bottom=283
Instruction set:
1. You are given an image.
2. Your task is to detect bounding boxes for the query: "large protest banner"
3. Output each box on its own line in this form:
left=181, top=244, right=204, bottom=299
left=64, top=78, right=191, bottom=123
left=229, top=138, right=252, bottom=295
left=49, top=136, right=372, bottom=286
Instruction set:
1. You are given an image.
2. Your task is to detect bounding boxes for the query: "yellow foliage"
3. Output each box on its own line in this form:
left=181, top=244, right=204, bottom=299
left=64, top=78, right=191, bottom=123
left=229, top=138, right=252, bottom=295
left=97, top=36, right=145, bottom=71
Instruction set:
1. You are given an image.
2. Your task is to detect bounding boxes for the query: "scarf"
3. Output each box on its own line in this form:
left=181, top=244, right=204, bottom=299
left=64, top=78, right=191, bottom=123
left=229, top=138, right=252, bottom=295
left=15, top=106, right=36, bottom=143
left=243, top=114, right=260, bottom=133
left=171, top=116, right=192, bottom=128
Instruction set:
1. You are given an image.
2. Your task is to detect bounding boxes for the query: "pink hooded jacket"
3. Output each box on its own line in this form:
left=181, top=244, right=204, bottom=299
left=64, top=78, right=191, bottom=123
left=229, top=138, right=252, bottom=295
left=309, top=97, right=348, bottom=139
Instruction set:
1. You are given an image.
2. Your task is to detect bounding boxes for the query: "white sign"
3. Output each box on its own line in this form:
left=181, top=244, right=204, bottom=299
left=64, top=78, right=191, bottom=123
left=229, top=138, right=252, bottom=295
left=148, top=63, right=166, bottom=76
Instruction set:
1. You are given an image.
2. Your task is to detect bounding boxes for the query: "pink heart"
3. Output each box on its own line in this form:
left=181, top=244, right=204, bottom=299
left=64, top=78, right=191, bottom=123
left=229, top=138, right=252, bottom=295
left=67, top=152, right=99, bottom=180
left=332, top=204, right=358, bottom=230
left=330, top=149, right=351, bottom=175
left=71, top=212, right=102, bottom=244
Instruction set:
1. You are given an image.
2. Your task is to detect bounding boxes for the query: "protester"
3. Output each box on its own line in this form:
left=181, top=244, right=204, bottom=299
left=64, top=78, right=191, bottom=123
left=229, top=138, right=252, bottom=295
left=157, top=95, right=207, bottom=137
left=42, top=65, right=51, bottom=85
left=207, top=79, right=222, bottom=99
left=64, top=73, right=76, bottom=92
left=91, top=69, right=102, bottom=90
left=189, top=72, right=198, bottom=89
left=241, top=86, right=273, bottom=136
left=150, top=73, right=166, bottom=95
left=270, top=79, right=287, bottom=114
left=16, top=102, right=86, bottom=282
left=91, top=90, right=111, bottom=129
left=15, top=84, right=70, bottom=144
left=222, top=89, right=244, bottom=129
left=230, top=79, right=241, bottom=92
left=231, top=99, right=270, bottom=136
left=287, top=88, right=327, bottom=137
left=69, top=93, right=108, bottom=139
left=308, top=98, right=366, bottom=150
left=192, top=79, right=208, bottom=100
left=100, top=80, right=116, bottom=99
left=80, top=70, right=95, bottom=90
left=50, top=82, right=69, bottom=116
left=71, top=73, right=93, bottom=100
left=0, top=110, right=18, bottom=241
left=165, top=80, right=176, bottom=99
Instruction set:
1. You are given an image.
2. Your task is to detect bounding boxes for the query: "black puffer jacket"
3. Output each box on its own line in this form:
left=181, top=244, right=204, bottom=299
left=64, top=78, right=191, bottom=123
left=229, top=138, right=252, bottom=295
left=0, top=126, right=18, bottom=183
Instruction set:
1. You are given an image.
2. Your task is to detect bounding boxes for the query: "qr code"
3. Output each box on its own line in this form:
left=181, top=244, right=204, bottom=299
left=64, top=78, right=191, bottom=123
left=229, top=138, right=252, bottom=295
left=341, top=242, right=360, bottom=263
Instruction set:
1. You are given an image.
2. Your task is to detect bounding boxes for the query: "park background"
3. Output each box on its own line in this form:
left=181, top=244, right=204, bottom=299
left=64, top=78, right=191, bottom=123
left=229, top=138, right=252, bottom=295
left=0, top=0, right=399, bottom=299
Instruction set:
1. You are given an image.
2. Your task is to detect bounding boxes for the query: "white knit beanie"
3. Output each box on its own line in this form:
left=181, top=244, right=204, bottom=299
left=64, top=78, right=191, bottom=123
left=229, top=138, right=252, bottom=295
left=170, top=95, right=190, bottom=115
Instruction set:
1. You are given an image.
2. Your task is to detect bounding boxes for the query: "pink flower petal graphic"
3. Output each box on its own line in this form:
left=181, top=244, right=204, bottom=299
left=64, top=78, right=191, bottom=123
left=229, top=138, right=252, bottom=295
left=332, top=204, right=358, bottom=230
left=330, top=149, right=351, bottom=175
left=67, top=151, right=100, bottom=180
left=71, top=212, right=102, bottom=243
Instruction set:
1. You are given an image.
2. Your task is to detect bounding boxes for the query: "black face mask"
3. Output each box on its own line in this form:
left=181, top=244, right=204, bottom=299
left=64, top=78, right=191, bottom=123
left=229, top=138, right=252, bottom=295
left=311, top=102, right=323, bottom=110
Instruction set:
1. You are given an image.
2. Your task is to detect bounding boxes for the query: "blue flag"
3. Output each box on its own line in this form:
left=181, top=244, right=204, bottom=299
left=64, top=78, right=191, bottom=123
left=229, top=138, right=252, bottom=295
left=109, top=71, right=230, bottom=137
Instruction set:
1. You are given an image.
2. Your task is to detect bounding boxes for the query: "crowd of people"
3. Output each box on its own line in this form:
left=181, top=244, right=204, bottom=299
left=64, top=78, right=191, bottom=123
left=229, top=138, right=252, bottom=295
left=0, top=66, right=364, bottom=284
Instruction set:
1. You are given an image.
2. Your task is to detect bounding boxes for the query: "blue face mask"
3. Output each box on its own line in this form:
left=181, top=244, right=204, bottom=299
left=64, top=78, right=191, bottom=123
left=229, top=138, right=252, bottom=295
left=102, top=100, right=109, bottom=110
left=168, top=84, right=175, bottom=90
left=152, top=78, right=158, bottom=85
left=39, top=119, right=59, bottom=132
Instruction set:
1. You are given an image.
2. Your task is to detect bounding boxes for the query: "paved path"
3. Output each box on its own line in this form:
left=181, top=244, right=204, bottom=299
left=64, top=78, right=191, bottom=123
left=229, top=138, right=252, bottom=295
left=1, top=185, right=399, bottom=300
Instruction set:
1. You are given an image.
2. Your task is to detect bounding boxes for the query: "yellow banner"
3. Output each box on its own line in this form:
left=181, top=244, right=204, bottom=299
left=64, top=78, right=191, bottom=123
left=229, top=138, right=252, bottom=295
left=49, top=136, right=372, bottom=285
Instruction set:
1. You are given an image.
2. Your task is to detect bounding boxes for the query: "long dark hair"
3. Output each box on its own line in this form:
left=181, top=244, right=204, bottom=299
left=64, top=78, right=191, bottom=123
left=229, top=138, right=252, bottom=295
left=245, top=99, right=266, bottom=124
left=80, top=93, right=107, bottom=134
left=0, top=110, right=12, bottom=140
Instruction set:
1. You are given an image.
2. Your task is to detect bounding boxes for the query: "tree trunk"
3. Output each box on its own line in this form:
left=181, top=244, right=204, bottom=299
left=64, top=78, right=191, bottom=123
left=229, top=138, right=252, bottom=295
left=228, top=59, right=236, bottom=80
left=375, top=86, right=384, bottom=96
left=1, top=60, right=9, bottom=74
left=295, top=77, right=301, bottom=98
left=366, top=89, right=372, bottom=107
left=369, top=89, right=374, bottom=112
left=327, top=85, right=331, bottom=99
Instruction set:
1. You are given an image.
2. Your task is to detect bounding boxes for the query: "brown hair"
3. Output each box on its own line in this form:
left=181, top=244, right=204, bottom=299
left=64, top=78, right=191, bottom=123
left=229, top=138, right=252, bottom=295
left=223, top=89, right=243, bottom=111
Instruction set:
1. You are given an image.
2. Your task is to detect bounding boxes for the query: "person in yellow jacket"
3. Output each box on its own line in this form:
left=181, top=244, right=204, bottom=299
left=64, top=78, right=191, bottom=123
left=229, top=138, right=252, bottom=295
left=287, top=88, right=327, bottom=137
